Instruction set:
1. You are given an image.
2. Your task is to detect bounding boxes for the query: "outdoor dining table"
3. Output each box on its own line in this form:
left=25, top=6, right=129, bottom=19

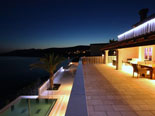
left=140, top=64, right=155, bottom=79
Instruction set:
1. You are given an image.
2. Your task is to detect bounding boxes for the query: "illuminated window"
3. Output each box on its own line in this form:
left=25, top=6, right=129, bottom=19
left=144, top=48, right=152, bottom=61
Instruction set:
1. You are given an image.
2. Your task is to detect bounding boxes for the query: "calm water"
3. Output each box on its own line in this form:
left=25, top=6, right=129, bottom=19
left=0, top=99, right=57, bottom=116
left=0, top=56, right=69, bottom=107
left=0, top=57, right=47, bottom=97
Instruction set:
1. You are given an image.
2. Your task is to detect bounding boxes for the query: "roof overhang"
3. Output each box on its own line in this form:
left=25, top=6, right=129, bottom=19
left=101, top=32, right=155, bottom=51
left=118, top=18, right=155, bottom=41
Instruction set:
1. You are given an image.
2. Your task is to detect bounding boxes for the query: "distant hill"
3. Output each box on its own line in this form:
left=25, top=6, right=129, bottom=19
left=0, top=45, right=90, bottom=58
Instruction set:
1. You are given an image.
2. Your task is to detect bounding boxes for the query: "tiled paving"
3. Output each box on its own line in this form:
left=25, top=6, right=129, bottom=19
left=83, top=64, right=155, bottom=116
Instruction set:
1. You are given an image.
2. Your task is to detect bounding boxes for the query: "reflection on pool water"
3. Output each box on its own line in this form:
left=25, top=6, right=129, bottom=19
left=0, top=99, right=57, bottom=116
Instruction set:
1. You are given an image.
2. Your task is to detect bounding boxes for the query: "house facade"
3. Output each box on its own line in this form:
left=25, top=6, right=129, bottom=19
left=102, top=16, right=155, bottom=79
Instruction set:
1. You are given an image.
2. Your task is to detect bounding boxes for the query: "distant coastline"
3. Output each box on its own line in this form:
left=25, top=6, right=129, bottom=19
left=0, top=45, right=88, bottom=109
left=0, top=45, right=90, bottom=58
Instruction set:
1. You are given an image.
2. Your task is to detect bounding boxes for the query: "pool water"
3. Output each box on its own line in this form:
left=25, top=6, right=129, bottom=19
left=0, top=99, right=57, bottom=116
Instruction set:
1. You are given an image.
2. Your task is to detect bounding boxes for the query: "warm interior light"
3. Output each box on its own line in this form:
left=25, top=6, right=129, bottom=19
left=134, top=72, right=138, bottom=77
left=130, top=58, right=141, bottom=64
left=102, top=54, right=104, bottom=57
left=147, top=70, right=150, bottom=75
left=108, top=63, right=116, bottom=68
left=122, top=63, right=133, bottom=74
left=149, top=80, right=155, bottom=86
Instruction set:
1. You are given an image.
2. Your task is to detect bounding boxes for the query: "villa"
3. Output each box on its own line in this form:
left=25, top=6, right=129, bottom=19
left=66, top=13, right=155, bottom=116
left=101, top=14, right=155, bottom=79
left=1, top=12, right=155, bottom=116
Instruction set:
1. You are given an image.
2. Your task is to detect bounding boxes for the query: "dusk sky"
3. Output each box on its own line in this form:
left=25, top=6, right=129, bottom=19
left=0, top=0, right=155, bottom=53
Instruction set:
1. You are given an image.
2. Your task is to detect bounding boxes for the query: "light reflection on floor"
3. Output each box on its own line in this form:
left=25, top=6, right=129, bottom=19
left=39, top=63, right=78, bottom=116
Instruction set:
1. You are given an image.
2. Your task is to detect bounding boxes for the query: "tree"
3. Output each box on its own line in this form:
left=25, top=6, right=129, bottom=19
left=30, top=53, right=65, bottom=89
left=109, top=38, right=117, bottom=43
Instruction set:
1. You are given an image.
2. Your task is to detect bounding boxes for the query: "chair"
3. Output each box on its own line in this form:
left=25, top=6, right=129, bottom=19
left=112, top=60, right=116, bottom=66
left=132, top=64, right=147, bottom=78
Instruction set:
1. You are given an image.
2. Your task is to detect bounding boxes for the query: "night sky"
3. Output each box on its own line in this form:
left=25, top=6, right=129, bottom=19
left=0, top=0, right=155, bottom=53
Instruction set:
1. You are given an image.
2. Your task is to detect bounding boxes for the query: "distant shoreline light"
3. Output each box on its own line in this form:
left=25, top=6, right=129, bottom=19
left=118, top=18, right=155, bottom=41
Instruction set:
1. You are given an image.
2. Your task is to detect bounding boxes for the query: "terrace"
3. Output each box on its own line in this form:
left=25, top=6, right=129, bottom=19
left=65, top=13, right=155, bottom=116
left=2, top=57, right=155, bottom=116
left=101, top=17, right=155, bottom=79
left=83, top=64, right=155, bottom=116
left=39, top=63, right=78, bottom=116
left=0, top=63, right=78, bottom=116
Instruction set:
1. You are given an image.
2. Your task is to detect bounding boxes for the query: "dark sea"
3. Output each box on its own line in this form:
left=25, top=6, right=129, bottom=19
left=0, top=56, right=70, bottom=108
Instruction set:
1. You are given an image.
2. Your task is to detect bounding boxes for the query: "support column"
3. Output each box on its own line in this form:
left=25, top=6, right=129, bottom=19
left=104, top=50, right=109, bottom=64
left=139, top=46, right=144, bottom=61
left=116, top=49, right=123, bottom=70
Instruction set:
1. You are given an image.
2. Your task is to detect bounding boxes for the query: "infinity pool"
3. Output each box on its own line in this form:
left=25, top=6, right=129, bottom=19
left=0, top=99, right=57, bottom=116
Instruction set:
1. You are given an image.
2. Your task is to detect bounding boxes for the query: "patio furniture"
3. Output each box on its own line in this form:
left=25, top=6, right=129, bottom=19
left=144, top=60, right=152, bottom=64
left=112, top=60, right=116, bottom=66
left=131, top=63, right=147, bottom=78
left=137, top=61, right=145, bottom=65
left=140, top=64, right=155, bottom=79
left=127, top=58, right=132, bottom=62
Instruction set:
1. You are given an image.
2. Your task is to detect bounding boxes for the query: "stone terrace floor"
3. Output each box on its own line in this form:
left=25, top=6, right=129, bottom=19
left=83, top=64, right=155, bottom=116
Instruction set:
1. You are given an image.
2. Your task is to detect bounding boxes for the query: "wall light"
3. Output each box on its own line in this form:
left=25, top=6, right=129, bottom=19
left=147, top=70, right=150, bottom=75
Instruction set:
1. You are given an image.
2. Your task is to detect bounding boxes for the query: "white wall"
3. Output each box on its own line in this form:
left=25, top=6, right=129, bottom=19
left=139, top=46, right=145, bottom=61
left=121, top=47, right=139, bottom=61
